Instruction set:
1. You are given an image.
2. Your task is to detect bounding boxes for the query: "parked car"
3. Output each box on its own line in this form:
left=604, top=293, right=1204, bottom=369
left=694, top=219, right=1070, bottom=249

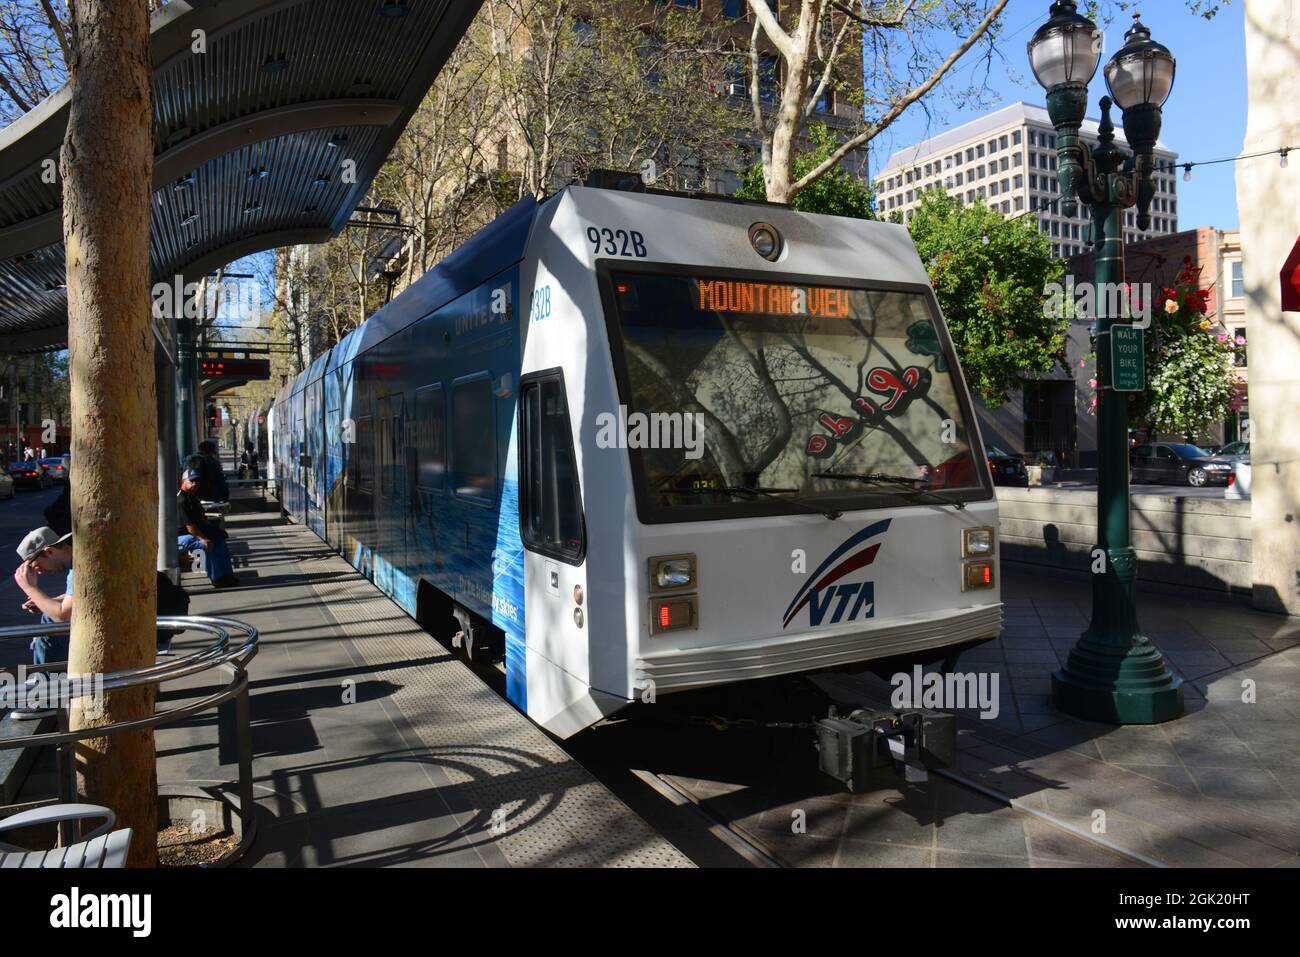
left=1130, top=443, right=1236, bottom=487
left=9, top=461, right=52, bottom=491
left=38, top=456, right=68, bottom=484
left=1214, top=440, right=1250, bottom=463
left=0, top=472, right=14, bottom=499
left=985, top=444, right=1026, bottom=485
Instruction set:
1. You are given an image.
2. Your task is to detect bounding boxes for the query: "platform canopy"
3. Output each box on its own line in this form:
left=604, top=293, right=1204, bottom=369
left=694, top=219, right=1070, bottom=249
left=0, top=0, right=482, bottom=353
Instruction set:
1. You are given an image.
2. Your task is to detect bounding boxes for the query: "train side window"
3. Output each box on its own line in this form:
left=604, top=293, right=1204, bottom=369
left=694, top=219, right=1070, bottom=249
left=414, top=384, right=446, bottom=490
left=378, top=411, right=390, bottom=496
left=451, top=374, right=496, bottom=504
left=519, top=370, right=586, bottom=564
left=355, top=415, right=374, bottom=493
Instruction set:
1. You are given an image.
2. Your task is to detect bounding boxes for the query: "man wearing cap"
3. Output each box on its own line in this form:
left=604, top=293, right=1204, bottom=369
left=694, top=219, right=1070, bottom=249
left=178, top=467, right=239, bottom=587
left=7, top=527, right=75, bottom=719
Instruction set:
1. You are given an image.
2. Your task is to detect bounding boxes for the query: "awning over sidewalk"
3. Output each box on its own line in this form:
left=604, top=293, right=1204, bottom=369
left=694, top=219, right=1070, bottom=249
left=0, top=0, right=482, bottom=353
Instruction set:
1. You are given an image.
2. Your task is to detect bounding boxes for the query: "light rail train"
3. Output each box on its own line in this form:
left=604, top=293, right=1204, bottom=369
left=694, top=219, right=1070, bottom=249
left=270, top=181, right=1003, bottom=738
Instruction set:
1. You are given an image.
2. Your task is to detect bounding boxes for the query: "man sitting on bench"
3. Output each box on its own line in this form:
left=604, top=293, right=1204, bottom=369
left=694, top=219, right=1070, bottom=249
left=178, top=467, right=239, bottom=588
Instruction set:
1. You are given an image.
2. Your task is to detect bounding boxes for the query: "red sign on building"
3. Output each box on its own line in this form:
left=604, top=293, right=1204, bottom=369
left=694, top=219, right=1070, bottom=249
left=1283, top=236, right=1300, bottom=312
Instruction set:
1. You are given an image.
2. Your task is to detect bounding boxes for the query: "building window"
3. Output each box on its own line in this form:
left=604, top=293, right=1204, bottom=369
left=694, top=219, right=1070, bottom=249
left=977, top=144, right=985, bottom=158
left=723, top=61, right=747, bottom=97
left=1029, top=153, right=1037, bottom=168
left=955, top=171, right=963, bottom=186
left=1030, top=174, right=1038, bottom=189
left=520, top=371, right=586, bottom=563
left=1002, top=200, right=1011, bottom=214
left=1014, top=174, right=1023, bottom=189
left=813, top=86, right=833, bottom=113
left=1014, top=196, right=1024, bottom=211
left=1029, top=130, right=1038, bottom=146
left=722, top=0, right=745, bottom=16
left=1013, top=131, right=1022, bottom=145
left=1231, top=260, right=1244, bottom=298
left=758, top=55, right=779, bottom=104
left=1232, top=327, right=1247, bottom=367
left=990, top=181, right=999, bottom=196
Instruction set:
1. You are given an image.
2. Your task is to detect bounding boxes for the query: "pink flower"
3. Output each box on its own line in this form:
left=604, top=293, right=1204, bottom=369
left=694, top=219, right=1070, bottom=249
left=1217, top=333, right=1228, bottom=342
left=1088, top=378, right=1098, bottom=389
left=1235, top=336, right=1246, bottom=345
left=1079, top=359, right=1087, bottom=368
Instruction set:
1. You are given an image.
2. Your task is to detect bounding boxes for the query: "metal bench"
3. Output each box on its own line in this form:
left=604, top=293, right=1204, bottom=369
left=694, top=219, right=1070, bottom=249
left=0, top=803, right=132, bottom=868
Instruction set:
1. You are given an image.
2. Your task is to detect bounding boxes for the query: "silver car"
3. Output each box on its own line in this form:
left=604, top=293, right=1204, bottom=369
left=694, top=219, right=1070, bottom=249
left=1216, top=440, right=1250, bottom=464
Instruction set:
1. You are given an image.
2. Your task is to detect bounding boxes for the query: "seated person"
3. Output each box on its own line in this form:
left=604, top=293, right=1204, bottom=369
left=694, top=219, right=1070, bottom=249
left=8, top=527, right=74, bottom=720
left=198, top=439, right=229, bottom=502
left=177, top=468, right=239, bottom=588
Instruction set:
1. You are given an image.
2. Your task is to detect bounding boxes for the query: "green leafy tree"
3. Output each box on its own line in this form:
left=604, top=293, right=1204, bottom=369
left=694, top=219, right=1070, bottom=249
left=906, top=189, right=1066, bottom=408
left=736, top=124, right=874, bottom=219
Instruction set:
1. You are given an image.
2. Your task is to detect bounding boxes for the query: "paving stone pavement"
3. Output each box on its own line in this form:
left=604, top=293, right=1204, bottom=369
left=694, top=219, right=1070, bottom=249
left=153, top=504, right=693, bottom=868
left=937, top=566, right=1300, bottom=868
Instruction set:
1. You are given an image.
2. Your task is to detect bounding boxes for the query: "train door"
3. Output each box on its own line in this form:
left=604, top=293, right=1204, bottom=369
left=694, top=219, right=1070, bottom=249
left=390, top=393, right=410, bottom=608
left=293, top=399, right=305, bottom=521
left=306, top=378, right=325, bottom=538
left=518, top=370, right=588, bottom=695
left=374, top=393, right=408, bottom=598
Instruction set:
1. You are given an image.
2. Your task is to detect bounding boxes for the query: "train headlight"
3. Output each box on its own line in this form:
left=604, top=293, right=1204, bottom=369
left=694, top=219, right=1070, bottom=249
left=748, top=222, right=783, bottom=262
left=962, top=527, right=995, bottom=558
left=651, top=554, right=696, bottom=591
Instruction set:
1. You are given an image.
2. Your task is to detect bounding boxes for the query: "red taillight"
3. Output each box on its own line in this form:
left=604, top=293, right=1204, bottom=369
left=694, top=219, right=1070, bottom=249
left=1227, top=473, right=1236, bottom=487
left=651, top=597, right=695, bottom=634
left=963, top=560, right=995, bottom=591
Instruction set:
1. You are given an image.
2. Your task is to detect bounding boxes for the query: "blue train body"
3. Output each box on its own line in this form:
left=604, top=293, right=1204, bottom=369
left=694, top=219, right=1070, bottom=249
left=275, top=198, right=538, bottom=708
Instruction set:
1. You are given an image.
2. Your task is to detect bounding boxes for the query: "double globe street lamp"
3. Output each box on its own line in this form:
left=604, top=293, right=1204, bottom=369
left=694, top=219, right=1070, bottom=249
left=1028, top=2, right=1183, bottom=723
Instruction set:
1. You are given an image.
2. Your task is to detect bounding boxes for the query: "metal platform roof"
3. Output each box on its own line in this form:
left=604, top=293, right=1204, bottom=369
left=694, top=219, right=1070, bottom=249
left=0, top=0, right=482, bottom=353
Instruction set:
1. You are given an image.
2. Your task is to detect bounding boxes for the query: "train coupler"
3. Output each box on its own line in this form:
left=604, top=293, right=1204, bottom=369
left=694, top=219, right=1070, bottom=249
left=815, top=706, right=956, bottom=792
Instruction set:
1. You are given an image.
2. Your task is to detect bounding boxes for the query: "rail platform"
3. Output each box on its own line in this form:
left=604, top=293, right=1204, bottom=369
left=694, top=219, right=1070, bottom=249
left=15, top=486, right=686, bottom=868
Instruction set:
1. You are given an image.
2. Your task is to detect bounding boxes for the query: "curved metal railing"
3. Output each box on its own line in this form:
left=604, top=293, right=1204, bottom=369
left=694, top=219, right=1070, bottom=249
left=0, top=615, right=259, bottom=861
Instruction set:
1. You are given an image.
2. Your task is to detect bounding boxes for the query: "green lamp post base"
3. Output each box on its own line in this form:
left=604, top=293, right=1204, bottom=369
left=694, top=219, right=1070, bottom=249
left=1052, top=637, right=1184, bottom=724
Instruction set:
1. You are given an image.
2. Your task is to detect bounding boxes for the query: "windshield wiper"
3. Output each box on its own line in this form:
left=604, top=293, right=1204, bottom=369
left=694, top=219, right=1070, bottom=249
left=667, top=484, right=841, bottom=520
left=813, top=470, right=967, bottom=510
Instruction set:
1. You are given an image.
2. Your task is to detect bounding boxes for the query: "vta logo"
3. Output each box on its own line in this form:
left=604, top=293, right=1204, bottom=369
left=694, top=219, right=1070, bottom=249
left=782, top=520, right=890, bottom=630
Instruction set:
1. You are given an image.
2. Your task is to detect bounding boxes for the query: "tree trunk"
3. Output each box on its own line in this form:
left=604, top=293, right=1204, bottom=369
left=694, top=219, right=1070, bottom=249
left=60, top=0, right=157, bottom=867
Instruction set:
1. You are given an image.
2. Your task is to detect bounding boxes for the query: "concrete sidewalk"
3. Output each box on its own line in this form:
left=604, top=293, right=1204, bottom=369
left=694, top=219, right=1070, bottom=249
left=157, top=499, right=691, bottom=867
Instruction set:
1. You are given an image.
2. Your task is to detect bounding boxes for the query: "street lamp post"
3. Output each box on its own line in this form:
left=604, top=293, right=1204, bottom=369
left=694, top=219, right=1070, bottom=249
left=1028, top=2, right=1184, bottom=723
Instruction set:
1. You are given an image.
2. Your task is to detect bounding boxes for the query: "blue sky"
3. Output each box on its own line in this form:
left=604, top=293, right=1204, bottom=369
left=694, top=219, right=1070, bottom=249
left=868, top=0, right=1249, bottom=230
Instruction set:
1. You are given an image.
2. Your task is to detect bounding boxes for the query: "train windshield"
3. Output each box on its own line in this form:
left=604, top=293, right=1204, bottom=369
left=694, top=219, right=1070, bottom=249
left=606, top=270, right=984, bottom=518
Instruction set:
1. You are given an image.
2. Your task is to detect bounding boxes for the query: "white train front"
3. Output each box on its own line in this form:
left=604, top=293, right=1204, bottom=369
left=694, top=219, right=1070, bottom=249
left=272, top=183, right=1003, bottom=739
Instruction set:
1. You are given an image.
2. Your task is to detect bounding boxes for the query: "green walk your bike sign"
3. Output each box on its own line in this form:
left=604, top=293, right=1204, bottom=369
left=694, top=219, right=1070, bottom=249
left=1110, top=324, right=1145, bottom=392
